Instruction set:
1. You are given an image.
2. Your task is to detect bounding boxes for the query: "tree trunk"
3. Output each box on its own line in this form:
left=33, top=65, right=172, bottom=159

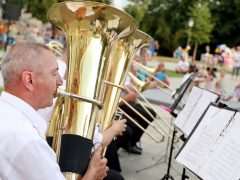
left=193, top=42, right=198, bottom=62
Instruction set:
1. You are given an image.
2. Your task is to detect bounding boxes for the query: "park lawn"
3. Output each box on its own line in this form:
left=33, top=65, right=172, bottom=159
left=166, top=69, right=185, bottom=78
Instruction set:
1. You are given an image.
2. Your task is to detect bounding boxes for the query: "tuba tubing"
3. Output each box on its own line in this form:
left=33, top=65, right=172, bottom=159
left=47, top=1, right=137, bottom=178
left=97, top=30, right=153, bottom=133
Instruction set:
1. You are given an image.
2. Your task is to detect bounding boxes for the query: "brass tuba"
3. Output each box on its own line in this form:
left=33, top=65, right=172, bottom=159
left=97, top=30, right=153, bottom=134
left=47, top=1, right=137, bottom=179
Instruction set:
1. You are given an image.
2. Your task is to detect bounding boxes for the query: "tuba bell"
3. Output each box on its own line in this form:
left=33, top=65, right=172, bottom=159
left=47, top=1, right=137, bottom=179
left=97, top=30, right=153, bottom=135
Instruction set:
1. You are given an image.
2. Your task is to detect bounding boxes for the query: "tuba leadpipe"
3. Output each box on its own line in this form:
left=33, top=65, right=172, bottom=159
left=47, top=1, right=137, bottom=179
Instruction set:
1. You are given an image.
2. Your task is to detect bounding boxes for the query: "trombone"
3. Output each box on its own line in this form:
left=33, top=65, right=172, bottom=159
left=117, top=106, right=164, bottom=143
left=128, top=82, right=174, bottom=132
left=127, top=73, right=177, bottom=141
left=132, top=61, right=175, bottom=97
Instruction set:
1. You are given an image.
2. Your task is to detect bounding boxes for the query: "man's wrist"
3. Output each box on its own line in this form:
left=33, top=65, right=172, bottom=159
left=81, top=168, right=96, bottom=180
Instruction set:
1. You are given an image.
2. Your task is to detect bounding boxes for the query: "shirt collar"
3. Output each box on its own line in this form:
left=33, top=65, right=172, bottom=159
left=0, top=91, right=47, bottom=138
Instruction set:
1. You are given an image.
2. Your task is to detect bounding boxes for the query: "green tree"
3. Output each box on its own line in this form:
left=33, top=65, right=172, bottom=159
left=124, top=1, right=148, bottom=27
left=126, top=0, right=196, bottom=55
left=7, top=0, right=58, bottom=22
left=126, top=0, right=215, bottom=57
left=190, top=2, right=213, bottom=60
left=28, top=0, right=58, bottom=22
left=209, top=0, right=240, bottom=46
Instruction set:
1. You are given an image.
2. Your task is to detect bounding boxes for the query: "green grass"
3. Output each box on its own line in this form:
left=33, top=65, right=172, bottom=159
left=155, top=56, right=178, bottom=63
left=166, top=69, right=185, bottom=78
left=0, top=86, right=3, bottom=94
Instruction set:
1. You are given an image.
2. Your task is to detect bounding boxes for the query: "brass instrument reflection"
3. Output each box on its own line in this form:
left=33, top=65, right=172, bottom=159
left=47, top=1, right=137, bottom=179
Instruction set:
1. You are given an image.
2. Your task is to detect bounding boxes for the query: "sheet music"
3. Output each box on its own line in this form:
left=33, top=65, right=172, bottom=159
left=199, top=112, right=240, bottom=180
left=182, top=90, right=219, bottom=136
left=173, top=86, right=203, bottom=130
left=176, top=105, right=237, bottom=180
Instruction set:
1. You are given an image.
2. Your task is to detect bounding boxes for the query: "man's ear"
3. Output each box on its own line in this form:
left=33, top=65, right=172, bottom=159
left=21, top=71, right=34, bottom=91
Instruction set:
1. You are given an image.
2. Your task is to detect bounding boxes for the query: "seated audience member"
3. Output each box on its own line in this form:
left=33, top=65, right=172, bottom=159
left=154, top=63, right=170, bottom=88
left=214, top=70, right=233, bottom=100
left=175, top=58, right=190, bottom=73
left=204, top=67, right=216, bottom=91
left=0, top=42, right=108, bottom=180
left=235, top=83, right=240, bottom=101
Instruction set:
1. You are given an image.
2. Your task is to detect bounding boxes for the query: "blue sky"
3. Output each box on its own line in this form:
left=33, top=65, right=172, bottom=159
left=113, top=0, right=129, bottom=9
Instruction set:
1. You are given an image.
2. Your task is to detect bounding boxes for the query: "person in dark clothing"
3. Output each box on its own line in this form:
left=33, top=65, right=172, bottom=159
left=120, top=102, right=156, bottom=154
left=116, top=82, right=156, bottom=154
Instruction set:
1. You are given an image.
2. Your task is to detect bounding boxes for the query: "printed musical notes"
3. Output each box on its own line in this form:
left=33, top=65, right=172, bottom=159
left=174, top=86, right=220, bottom=136
left=176, top=104, right=240, bottom=180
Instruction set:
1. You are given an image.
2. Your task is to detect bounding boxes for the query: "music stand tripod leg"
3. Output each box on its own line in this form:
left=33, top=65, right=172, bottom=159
left=181, top=168, right=189, bottom=180
left=136, top=117, right=173, bottom=173
left=161, top=127, right=177, bottom=180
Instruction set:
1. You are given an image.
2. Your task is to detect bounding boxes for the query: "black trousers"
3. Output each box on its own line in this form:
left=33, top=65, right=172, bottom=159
left=104, top=169, right=124, bottom=180
left=118, top=102, right=156, bottom=147
left=105, top=140, right=122, bottom=172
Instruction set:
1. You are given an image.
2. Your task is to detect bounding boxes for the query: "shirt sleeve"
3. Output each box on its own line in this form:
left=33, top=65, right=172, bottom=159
left=6, top=138, right=65, bottom=180
left=93, top=125, right=103, bottom=148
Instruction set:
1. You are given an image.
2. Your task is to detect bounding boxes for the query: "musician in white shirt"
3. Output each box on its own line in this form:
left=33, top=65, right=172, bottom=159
left=0, top=42, right=108, bottom=180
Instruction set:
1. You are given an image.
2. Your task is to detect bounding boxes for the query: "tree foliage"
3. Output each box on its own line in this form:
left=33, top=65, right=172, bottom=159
left=6, top=0, right=112, bottom=22
left=5, top=0, right=240, bottom=57
left=190, top=3, right=213, bottom=45
left=126, top=0, right=240, bottom=57
left=209, top=0, right=240, bottom=46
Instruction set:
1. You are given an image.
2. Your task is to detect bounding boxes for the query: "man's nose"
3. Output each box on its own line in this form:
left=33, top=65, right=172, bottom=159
left=57, top=73, right=63, bottom=86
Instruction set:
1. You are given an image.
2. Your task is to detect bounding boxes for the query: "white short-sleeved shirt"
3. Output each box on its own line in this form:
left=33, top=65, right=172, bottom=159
left=0, top=92, right=65, bottom=180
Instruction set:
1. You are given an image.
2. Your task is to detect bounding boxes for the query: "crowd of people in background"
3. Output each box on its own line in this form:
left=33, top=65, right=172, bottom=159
left=0, top=8, right=64, bottom=51
left=171, top=43, right=240, bottom=101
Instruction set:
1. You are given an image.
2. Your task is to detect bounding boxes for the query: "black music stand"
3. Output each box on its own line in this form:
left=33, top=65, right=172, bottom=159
left=161, top=74, right=195, bottom=180
left=175, top=102, right=236, bottom=180
left=136, top=73, right=195, bottom=175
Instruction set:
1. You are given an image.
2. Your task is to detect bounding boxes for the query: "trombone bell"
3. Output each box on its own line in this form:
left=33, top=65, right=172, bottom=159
left=128, top=72, right=150, bottom=92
